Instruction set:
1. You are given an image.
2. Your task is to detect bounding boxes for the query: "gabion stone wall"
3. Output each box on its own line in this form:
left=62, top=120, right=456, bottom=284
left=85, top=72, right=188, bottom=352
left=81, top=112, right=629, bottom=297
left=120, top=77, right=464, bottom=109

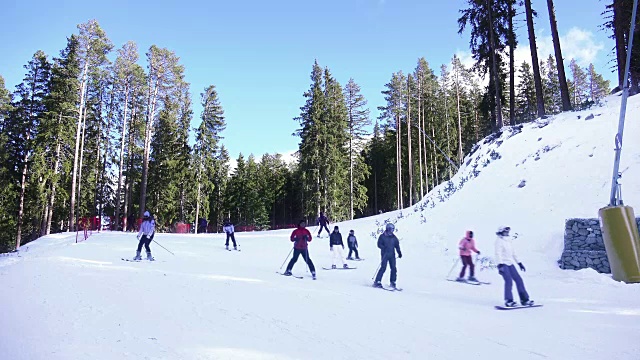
left=559, top=218, right=640, bottom=273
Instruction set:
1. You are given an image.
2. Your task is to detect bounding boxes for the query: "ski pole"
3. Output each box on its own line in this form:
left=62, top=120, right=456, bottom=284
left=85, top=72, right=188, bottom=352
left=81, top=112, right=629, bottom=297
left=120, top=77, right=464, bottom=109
left=446, top=257, right=461, bottom=279
left=372, top=261, right=382, bottom=280
left=153, top=239, right=175, bottom=256
left=279, top=247, right=294, bottom=270
left=303, top=249, right=311, bottom=274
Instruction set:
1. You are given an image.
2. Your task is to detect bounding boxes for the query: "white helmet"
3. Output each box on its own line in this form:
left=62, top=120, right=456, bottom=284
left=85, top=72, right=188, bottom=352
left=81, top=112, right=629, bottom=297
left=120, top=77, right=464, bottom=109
left=144, top=211, right=150, bottom=217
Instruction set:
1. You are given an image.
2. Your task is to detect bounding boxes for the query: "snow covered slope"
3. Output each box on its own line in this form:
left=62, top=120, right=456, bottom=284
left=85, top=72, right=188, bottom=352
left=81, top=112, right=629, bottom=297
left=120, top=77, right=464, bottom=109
left=1, top=94, right=639, bottom=360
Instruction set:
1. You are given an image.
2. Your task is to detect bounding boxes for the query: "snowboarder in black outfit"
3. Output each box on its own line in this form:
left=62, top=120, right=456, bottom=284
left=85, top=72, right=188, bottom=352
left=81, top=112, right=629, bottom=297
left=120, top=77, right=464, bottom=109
left=284, top=220, right=317, bottom=279
left=346, top=229, right=360, bottom=260
left=329, top=226, right=348, bottom=269
left=373, top=223, right=402, bottom=288
left=317, top=211, right=330, bottom=237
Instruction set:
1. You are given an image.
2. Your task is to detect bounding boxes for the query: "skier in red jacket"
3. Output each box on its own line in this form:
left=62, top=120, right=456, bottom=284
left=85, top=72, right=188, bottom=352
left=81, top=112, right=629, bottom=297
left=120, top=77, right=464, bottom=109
left=284, top=220, right=317, bottom=279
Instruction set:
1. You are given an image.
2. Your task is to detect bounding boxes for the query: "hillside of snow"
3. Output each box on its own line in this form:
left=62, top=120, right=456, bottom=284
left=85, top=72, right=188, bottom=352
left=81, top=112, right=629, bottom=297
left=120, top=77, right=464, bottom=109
left=1, top=94, right=639, bottom=360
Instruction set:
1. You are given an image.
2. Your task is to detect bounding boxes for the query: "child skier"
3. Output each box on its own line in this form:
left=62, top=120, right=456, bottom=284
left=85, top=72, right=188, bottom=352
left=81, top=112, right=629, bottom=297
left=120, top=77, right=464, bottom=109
left=284, top=220, right=317, bottom=279
left=456, top=230, right=481, bottom=282
left=346, top=229, right=360, bottom=260
left=329, top=226, right=348, bottom=269
left=373, top=223, right=402, bottom=289
left=317, top=211, right=330, bottom=237
left=134, top=211, right=156, bottom=260
left=495, top=226, right=534, bottom=307
left=223, top=219, right=237, bottom=250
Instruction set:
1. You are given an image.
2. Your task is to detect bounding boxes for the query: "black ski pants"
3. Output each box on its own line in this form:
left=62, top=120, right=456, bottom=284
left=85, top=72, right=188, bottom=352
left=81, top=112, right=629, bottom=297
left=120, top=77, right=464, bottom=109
left=501, top=265, right=529, bottom=302
left=317, top=224, right=330, bottom=236
left=286, top=248, right=315, bottom=273
left=459, top=255, right=474, bottom=278
left=225, top=232, right=237, bottom=247
left=348, top=245, right=359, bottom=259
left=375, top=253, right=397, bottom=283
left=136, top=234, right=153, bottom=252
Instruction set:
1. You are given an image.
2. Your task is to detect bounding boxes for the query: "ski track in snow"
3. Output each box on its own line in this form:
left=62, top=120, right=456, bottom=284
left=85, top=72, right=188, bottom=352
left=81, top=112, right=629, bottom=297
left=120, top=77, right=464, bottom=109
left=1, top=94, right=640, bottom=359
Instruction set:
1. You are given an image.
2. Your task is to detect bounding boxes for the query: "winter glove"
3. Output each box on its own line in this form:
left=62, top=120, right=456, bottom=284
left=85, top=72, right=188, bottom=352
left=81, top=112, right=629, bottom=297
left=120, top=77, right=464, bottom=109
left=518, top=262, right=526, bottom=272
left=330, top=246, right=333, bottom=251
left=476, top=251, right=481, bottom=255
left=303, top=235, right=309, bottom=242
left=342, top=245, right=345, bottom=250
left=398, top=252, right=402, bottom=259
left=498, top=264, right=505, bottom=275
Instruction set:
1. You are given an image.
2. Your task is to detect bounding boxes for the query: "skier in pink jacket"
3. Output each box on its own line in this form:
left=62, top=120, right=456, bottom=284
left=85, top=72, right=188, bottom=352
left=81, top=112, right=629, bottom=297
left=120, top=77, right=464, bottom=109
left=456, top=230, right=481, bottom=282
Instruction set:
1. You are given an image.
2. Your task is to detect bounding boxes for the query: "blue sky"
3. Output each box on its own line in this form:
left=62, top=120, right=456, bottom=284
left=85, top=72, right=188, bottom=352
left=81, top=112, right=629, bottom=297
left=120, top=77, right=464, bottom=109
left=0, top=0, right=614, bottom=161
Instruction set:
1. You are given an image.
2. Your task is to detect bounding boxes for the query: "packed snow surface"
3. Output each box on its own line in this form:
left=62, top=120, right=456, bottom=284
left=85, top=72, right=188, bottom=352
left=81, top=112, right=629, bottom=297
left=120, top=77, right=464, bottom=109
left=1, top=94, right=640, bottom=359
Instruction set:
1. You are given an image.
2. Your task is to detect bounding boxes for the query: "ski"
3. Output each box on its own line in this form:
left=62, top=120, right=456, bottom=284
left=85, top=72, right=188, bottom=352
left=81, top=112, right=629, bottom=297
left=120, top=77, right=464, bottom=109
left=121, top=258, right=158, bottom=262
left=322, top=267, right=357, bottom=270
left=276, top=271, right=303, bottom=279
left=371, top=284, right=403, bottom=291
left=447, top=279, right=489, bottom=285
left=495, top=304, right=543, bottom=310
left=346, top=258, right=364, bottom=261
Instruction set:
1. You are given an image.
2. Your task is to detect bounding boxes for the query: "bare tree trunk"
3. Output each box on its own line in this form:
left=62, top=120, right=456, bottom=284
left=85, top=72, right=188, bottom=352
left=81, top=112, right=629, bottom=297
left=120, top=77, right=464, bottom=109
left=524, top=0, right=546, bottom=118
left=195, top=183, right=201, bottom=234
left=431, top=122, right=438, bottom=184
left=139, top=82, right=159, bottom=217
left=115, top=87, right=129, bottom=231
left=16, top=147, right=29, bottom=249
left=349, top=117, right=354, bottom=220
left=487, top=0, right=504, bottom=129
left=396, top=112, right=402, bottom=209
left=508, top=2, right=516, bottom=125
left=417, top=78, right=424, bottom=198
left=46, top=139, right=60, bottom=235
left=444, top=85, right=452, bottom=179
left=454, top=66, right=464, bottom=165
left=546, top=0, right=572, bottom=110
left=70, top=60, right=90, bottom=232
left=422, top=103, right=429, bottom=192
left=76, top=109, right=88, bottom=225
left=407, top=78, right=413, bottom=205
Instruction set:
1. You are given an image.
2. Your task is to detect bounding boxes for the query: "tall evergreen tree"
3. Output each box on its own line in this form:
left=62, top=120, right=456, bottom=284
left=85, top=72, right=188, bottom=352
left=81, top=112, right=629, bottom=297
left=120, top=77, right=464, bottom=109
left=516, top=62, right=537, bottom=122
left=546, top=0, right=572, bottom=110
left=0, top=75, right=15, bottom=251
left=523, top=0, right=546, bottom=117
left=587, top=63, right=611, bottom=104
left=569, top=59, right=589, bottom=109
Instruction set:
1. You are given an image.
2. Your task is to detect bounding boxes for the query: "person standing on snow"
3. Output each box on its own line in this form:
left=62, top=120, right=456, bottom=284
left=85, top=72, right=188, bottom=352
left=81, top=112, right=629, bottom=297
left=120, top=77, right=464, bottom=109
left=495, top=226, right=534, bottom=307
left=317, top=211, right=330, bottom=237
left=373, top=223, right=402, bottom=289
left=134, top=211, right=156, bottom=260
left=284, top=220, right=317, bottom=279
left=223, top=219, right=237, bottom=250
left=329, top=226, right=348, bottom=269
left=456, top=230, right=481, bottom=282
left=346, top=229, right=360, bottom=260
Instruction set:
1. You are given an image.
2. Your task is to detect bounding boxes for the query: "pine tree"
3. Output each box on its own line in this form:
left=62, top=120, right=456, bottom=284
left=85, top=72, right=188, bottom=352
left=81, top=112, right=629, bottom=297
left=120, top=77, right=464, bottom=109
left=343, top=78, right=370, bottom=219
left=8, top=51, right=51, bottom=248
left=523, top=0, right=546, bottom=117
left=0, top=75, right=15, bottom=251
left=587, top=63, right=611, bottom=104
left=516, top=62, right=537, bottom=122
left=546, top=0, right=572, bottom=110
left=569, top=59, right=589, bottom=109
left=542, top=55, right=562, bottom=114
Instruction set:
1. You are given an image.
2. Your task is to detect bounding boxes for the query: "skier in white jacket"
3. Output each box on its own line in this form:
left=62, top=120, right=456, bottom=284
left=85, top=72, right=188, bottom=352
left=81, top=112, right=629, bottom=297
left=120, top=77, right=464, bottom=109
left=495, top=226, right=534, bottom=307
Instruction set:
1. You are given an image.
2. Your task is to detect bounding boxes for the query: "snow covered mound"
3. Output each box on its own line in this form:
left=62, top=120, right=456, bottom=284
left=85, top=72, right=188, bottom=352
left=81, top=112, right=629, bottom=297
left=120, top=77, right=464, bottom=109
left=1, top=94, right=639, bottom=360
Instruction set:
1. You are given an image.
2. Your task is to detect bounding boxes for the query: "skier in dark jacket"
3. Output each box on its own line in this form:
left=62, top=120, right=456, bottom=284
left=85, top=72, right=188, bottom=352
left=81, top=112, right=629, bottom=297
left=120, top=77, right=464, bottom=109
left=346, top=229, right=360, bottom=260
left=373, top=223, right=402, bottom=288
left=134, top=211, right=156, bottom=261
left=284, top=220, right=317, bottom=279
left=223, top=219, right=237, bottom=250
left=317, top=211, right=330, bottom=237
left=329, top=226, right=348, bottom=269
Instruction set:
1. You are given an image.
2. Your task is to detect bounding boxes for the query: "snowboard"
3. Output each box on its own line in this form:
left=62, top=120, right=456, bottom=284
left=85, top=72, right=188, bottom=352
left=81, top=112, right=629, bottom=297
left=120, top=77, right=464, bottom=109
left=495, top=304, right=543, bottom=310
left=276, top=271, right=303, bottom=279
left=226, top=248, right=241, bottom=252
left=121, top=258, right=158, bottom=262
left=322, top=266, right=357, bottom=270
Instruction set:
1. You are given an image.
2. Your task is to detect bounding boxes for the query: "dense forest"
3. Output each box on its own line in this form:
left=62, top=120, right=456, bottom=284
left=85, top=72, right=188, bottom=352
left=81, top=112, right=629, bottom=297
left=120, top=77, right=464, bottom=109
left=1, top=0, right=636, bottom=252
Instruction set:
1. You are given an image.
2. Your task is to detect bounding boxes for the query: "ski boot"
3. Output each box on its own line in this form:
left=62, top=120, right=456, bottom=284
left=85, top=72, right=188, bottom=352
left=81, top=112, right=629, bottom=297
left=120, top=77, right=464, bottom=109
left=283, top=270, right=292, bottom=276
left=505, top=300, right=518, bottom=307
left=521, top=299, right=535, bottom=306
left=372, top=281, right=383, bottom=288
left=390, top=282, right=397, bottom=289
left=343, top=264, right=349, bottom=269
left=455, top=277, right=465, bottom=282
left=146, top=251, right=154, bottom=261
left=312, top=271, right=316, bottom=280
left=332, top=264, right=337, bottom=269
left=346, top=256, right=353, bottom=260
left=133, top=251, right=142, bottom=261
left=233, top=245, right=237, bottom=250
left=225, top=245, right=229, bottom=250
left=468, top=276, right=478, bottom=282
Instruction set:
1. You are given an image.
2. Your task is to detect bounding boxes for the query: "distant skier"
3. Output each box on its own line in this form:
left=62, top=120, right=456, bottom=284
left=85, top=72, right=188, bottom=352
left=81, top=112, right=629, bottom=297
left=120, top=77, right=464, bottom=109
left=495, top=226, right=534, bottom=307
left=134, top=211, right=156, bottom=261
left=223, top=219, right=237, bottom=250
left=346, top=229, right=360, bottom=260
left=456, top=230, right=481, bottom=282
left=198, top=218, right=208, bottom=234
left=317, top=211, right=330, bottom=237
left=373, top=223, right=402, bottom=289
left=284, top=220, right=317, bottom=279
left=329, top=226, right=348, bottom=269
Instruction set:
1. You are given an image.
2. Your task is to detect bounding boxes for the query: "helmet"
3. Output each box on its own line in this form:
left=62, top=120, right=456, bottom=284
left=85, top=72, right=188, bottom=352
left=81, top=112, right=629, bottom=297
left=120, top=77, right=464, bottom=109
left=143, top=211, right=150, bottom=218
left=385, top=223, right=395, bottom=232
left=497, top=226, right=510, bottom=235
